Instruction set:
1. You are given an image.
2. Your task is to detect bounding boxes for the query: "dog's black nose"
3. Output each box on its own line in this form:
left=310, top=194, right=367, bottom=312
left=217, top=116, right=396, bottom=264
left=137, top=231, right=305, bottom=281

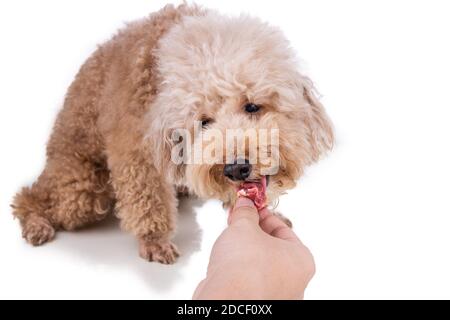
left=224, top=160, right=252, bottom=181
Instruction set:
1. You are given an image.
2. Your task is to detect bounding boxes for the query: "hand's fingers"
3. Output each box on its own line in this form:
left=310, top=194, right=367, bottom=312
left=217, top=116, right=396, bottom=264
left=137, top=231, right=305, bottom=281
left=227, top=207, right=233, bottom=225
left=258, top=207, right=271, bottom=220
left=229, top=197, right=259, bottom=225
left=259, top=214, right=299, bottom=242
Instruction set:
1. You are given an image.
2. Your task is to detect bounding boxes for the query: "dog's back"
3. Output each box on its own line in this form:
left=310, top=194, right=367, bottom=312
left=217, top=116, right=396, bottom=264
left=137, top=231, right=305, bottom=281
left=11, top=5, right=203, bottom=254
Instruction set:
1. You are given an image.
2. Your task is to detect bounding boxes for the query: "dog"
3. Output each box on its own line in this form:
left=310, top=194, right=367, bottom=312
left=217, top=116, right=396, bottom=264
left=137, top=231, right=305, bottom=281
left=11, top=4, right=333, bottom=264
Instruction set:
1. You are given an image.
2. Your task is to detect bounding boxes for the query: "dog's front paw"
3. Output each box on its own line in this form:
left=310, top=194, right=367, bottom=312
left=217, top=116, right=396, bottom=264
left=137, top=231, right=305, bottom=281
left=139, top=238, right=180, bottom=264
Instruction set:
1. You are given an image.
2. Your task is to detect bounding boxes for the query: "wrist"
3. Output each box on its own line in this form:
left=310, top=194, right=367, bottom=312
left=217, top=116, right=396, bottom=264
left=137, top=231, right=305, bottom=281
left=195, top=267, right=265, bottom=300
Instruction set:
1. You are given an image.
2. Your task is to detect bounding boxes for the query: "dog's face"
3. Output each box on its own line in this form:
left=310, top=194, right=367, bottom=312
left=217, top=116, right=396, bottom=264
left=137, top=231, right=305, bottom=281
left=148, top=13, right=333, bottom=206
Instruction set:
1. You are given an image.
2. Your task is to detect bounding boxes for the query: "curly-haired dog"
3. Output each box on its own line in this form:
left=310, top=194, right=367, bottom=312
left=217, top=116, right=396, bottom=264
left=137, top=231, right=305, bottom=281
left=12, top=4, right=333, bottom=264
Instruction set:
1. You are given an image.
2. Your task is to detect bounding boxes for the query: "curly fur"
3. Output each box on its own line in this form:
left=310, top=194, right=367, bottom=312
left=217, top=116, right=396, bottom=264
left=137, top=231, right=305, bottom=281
left=11, top=4, right=333, bottom=264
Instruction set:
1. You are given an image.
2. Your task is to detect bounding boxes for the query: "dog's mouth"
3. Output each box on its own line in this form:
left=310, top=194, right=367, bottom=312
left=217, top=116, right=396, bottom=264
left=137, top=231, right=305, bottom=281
left=236, top=176, right=268, bottom=210
left=243, top=175, right=269, bottom=187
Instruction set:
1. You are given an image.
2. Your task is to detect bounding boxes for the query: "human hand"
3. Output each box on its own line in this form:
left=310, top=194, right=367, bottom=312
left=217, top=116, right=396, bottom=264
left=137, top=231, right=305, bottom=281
left=193, top=198, right=315, bottom=300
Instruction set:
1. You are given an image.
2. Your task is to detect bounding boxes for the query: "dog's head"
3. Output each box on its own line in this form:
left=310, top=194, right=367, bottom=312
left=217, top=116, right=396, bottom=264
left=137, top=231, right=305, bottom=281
left=147, top=12, right=333, bottom=206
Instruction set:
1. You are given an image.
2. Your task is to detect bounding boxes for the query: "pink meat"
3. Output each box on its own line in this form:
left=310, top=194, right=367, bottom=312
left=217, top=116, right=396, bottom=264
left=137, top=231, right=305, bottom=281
left=236, top=176, right=267, bottom=210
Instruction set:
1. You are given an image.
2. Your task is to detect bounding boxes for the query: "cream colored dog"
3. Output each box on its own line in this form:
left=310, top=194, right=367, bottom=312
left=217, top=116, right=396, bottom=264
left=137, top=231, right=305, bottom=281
left=12, top=4, right=333, bottom=264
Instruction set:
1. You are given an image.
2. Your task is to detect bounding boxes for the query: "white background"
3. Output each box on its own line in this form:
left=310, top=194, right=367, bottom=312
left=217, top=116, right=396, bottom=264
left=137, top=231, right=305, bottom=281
left=1, top=0, right=449, bottom=300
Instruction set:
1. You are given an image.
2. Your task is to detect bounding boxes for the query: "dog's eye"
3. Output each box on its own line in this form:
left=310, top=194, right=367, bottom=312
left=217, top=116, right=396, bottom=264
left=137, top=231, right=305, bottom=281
left=201, top=118, right=213, bottom=128
left=244, top=103, right=261, bottom=113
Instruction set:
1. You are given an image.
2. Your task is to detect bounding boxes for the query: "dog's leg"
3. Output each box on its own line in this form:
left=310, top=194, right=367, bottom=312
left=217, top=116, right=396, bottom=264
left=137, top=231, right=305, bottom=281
left=12, top=156, right=113, bottom=245
left=109, top=150, right=179, bottom=264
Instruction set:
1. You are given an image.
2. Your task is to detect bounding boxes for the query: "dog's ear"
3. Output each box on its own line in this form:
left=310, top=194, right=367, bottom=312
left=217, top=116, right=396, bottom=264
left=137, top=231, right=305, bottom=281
left=145, top=117, right=176, bottom=172
left=301, top=78, right=334, bottom=162
left=146, top=106, right=191, bottom=177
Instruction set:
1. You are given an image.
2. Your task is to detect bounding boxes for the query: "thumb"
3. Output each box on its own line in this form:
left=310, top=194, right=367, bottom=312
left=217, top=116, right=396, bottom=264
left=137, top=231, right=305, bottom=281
left=228, top=197, right=259, bottom=225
